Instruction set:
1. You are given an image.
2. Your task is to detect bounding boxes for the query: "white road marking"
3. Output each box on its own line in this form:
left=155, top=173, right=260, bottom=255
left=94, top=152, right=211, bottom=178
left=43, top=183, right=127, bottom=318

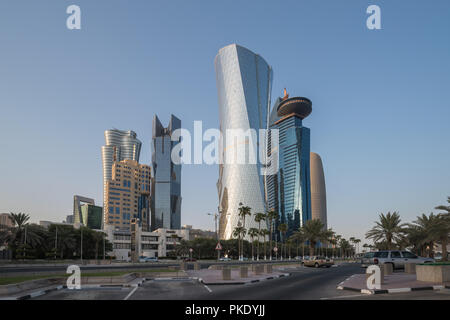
left=123, top=286, right=139, bottom=300
left=203, top=285, right=212, bottom=293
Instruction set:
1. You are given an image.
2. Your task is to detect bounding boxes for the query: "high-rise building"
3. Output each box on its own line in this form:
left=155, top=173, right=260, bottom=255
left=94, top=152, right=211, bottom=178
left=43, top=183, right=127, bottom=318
left=104, top=159, right=151, bottom=231
left=102, top=129, right=142, bottom=226
left=0, top=213, right=13, bottom=231
left=151, top=115, right=182, bottom=230
left=80, top=204, right=103, bottom=230
left=215, top=44, right=272, bottom=240
left=73, top=195, right=95, bottom=225
left=267, top=91, right=312, bottom=240
left=310, top=152, right=327, bottom=229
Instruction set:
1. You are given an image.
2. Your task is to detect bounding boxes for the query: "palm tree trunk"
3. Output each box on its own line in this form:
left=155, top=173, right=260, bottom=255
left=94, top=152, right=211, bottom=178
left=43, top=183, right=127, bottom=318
left=441, top=238, right=448, bottom=262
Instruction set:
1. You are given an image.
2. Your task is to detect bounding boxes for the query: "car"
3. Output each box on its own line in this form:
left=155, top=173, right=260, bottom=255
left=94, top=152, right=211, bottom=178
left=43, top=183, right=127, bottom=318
left=302, top=256, right=334, bottom=268
left=219, top=257, right=231, bottom=261
left=139, top=256, right=158, bottom=263
left=183, top=257, right=197, bottom=262
left=365, top=250, right=434, bottom=269
left=360, top=252, right=376, bottom=268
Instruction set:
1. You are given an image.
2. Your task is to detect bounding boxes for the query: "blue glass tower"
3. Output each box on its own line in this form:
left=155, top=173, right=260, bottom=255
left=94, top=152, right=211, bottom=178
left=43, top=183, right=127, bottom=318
left=267, top=92, right=312, bottom=240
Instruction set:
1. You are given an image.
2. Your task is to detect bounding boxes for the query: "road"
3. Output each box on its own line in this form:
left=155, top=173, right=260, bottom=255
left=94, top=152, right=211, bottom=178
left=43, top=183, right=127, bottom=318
left=31, top=264, right=450, bottom=300
left=0, top=260, right=300, bottom=275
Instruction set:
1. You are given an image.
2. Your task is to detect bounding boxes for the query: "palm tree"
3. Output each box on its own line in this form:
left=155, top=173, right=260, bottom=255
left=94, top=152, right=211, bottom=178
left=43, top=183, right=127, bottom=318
left=277, top=223, right=288, bottom=260
left=320, top=228, right=334, bottom=258
left=430, top=215, right=450, bottom=261
left=301, top=219, right=327, bottom=256
left=232, top=226, right=245, bottom=260
left=266, top=209, right=278, bottom=260
left=335, top=234, right=342, bottom=258
left=248, top=228, right=259, bottom=261
left=290, top=230, right=305, bottom=258
left=261, top=229, right=270, bottom=260
left=254, top=212, right=266, bottom=260
left=409, top=213, right=439, bottom=257
left=365, top=211, right=406, bottom=250
left=238, top=203, right=251, bottom=260
left=353, top=238, right=361, bottom=256
left=435, top=196, right=450, bottom=216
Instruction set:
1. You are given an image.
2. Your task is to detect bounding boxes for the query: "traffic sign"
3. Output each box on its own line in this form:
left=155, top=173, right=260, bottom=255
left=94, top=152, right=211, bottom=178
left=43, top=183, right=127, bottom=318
left=215, top=242, right=222, bottom=250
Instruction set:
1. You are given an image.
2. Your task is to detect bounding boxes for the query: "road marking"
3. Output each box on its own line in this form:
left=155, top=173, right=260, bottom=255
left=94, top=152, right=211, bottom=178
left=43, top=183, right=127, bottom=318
left=123, top=286, right=139, bottom=300
left=320, top=294, right=369, bottom=300
left=203, top=285, right=212, bottom=293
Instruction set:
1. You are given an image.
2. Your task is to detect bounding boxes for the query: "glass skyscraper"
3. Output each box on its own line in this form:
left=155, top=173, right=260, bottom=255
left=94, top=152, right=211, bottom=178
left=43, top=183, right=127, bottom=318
left=151, top=114, right=182, bottom=230
left=215, top=44, right=272, bottom=240
left=267, top=93, right=312, bottom=240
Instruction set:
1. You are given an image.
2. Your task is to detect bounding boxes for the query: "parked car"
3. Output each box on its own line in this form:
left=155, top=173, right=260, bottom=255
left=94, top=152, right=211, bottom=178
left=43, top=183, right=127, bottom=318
left=360, top=252, right=376, bottom=268
left=363, top=250, right=434, bottom=269
left=302, top=256, right=334, bottom=268
left=219, top=257, right=231, bottom=261
left=139, top=256, right=158, bottom=263
left=183, top=257, right=197, bottom=262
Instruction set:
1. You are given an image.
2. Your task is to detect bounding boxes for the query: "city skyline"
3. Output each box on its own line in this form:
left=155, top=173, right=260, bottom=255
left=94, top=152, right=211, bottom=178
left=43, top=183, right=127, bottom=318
left=1, top=1, right=450, bottom=244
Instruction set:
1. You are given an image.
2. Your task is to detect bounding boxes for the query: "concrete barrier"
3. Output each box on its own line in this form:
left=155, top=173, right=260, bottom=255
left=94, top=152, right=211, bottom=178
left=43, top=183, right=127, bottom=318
left=264, top=264, right=273, bottom=274
left=405, top=263, right=417, bottom=274
left=254, top=265, right=264, bottom=275
left=194, top=262, right=201, bottom=271
left=222, top=268, right=231, bottom=280
left=416, top=264, right=450, bottom=283
left=240, top=266, right=248, bottom=278
left=383, top=263, right=393, bottom=275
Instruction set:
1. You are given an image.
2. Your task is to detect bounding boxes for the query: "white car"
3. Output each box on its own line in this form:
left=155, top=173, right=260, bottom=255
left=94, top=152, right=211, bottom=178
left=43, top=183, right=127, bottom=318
left=369, top=250, right=434, bottom=269
left=139, top=256, right=158, bottom=263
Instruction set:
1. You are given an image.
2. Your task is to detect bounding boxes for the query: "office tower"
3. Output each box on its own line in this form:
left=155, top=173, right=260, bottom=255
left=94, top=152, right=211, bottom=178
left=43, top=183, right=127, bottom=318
left=102, top=129, right=142, bottom=226
left=151, top=115, right=182, bottom=230
left=215, top=44, right=272, bottom=239
left=0, top=213, right=13, bottom=231
left=310, top=152, right=327, bottom=229
left=267, top=90, right=312, bottom=240
left=104, top=159, right=151, bottom=231
left=80, top=204, right=103, bottom=229
left=73, top=195, right=95, bottom=225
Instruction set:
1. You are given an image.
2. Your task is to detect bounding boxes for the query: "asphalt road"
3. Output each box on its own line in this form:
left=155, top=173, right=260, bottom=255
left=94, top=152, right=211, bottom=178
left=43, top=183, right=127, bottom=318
left=33, top=264, right=371, bottom=300
left=0, top=260, right=300, bottom=275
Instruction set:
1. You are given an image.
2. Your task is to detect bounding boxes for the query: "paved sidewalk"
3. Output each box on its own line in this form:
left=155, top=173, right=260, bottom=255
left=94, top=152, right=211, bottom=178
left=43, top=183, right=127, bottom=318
left=186, top=269, right=289, bottom=285
left=338, top=272, right=450, bottom=294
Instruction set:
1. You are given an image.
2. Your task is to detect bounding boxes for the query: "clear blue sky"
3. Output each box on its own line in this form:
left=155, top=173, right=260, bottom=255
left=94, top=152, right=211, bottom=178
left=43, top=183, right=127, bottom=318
left=1, top=0, right=449, bottom=245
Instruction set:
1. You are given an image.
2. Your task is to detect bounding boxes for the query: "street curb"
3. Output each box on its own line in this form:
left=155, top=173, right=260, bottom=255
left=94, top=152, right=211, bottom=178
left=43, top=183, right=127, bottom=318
left=196, top=273, right=290, bottom=285
left=16, top=285, right=67, bottom=300
left=337, top=284, right=446, bottom=295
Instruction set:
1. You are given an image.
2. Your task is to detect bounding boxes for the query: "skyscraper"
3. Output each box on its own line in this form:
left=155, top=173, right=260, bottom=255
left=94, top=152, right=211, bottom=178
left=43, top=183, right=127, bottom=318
left=73, top=195, right=95, bottom=225
left=102, top=129, right=142, bottom=226
left=267, top=91, right=312, bottom=240
left=104, top=159, right=151, bottom=231
left=215, top=44, right=272, bottom=240
left=310, top=152, right=327, bottom=229
left=151, top=115, right=182, bottom=230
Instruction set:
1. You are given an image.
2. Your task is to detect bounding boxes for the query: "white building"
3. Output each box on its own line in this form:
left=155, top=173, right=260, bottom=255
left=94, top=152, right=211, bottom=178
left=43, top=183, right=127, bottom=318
left=104, top=224, right=189, bottom=261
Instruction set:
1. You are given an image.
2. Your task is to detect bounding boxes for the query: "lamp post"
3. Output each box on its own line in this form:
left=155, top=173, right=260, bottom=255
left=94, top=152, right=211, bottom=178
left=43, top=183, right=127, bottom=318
left=207, top=212, right=220, bottom=260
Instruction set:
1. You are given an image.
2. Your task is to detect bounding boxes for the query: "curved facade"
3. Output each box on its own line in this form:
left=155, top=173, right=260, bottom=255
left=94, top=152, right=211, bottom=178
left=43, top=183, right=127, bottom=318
left=102, top=129, right=142, bottom=226
left=215, top=44, right=272, bottom=240
left=310, top=152, right=327, bottom=229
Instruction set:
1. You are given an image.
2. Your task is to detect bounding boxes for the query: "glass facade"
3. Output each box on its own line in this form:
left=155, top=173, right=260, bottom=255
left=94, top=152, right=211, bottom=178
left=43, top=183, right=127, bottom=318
left=215, top=44, right=272, bottom=240
left=151, top=114, right=182, bottom=230
left=80, top=204, right=103, bottom=230
left=267, top=97, right=312, bottom=240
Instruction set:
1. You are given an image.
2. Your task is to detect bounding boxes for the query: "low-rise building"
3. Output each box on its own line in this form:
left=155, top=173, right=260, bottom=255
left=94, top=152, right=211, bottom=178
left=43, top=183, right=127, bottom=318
left=104, top=224, right=189, bottom=261
left=181, top=225, right=216, bottom=240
